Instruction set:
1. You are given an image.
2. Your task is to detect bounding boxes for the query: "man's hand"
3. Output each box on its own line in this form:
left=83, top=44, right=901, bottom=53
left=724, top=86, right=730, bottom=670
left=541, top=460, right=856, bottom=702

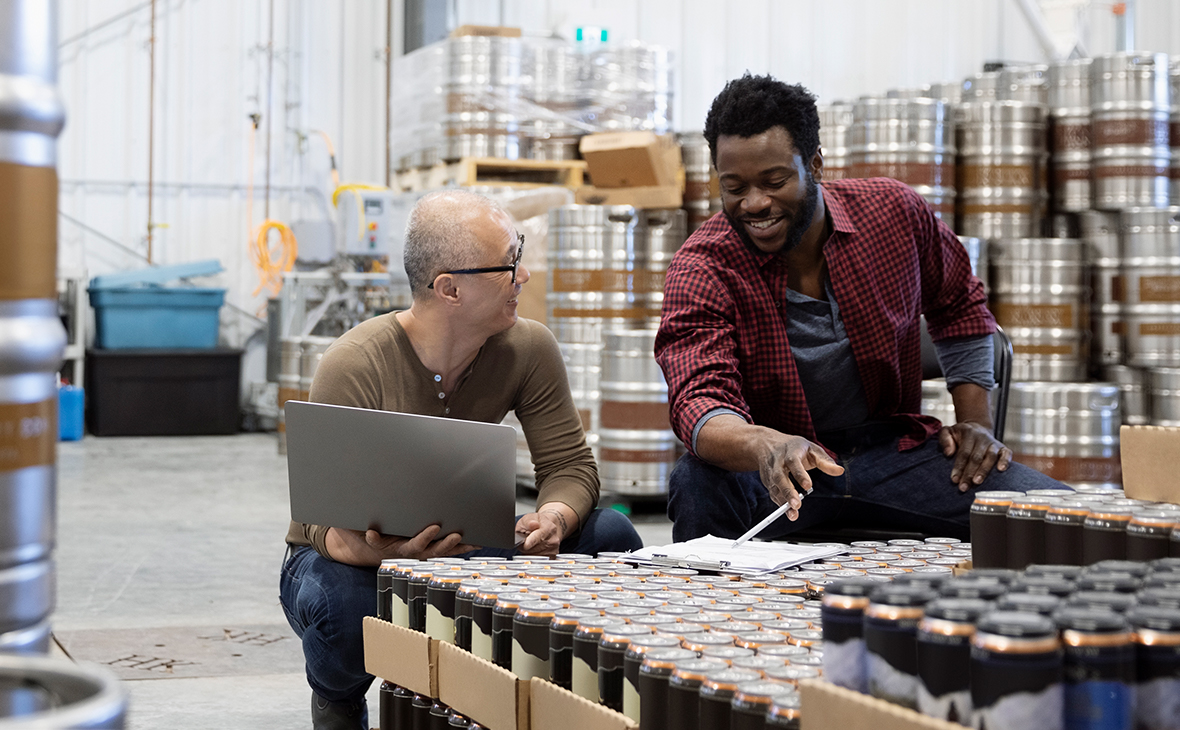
left=756, top=435, right=845, bottom=521
left=515, top=504, right=576, bottom=557
left=325, top=524, right=476, bottom=566
left=939, top=421, right=1012, bottom=492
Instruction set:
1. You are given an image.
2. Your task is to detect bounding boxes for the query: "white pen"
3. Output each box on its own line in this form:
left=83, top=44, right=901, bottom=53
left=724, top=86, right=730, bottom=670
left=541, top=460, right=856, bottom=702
left=730, top=490, right=809, bottom=549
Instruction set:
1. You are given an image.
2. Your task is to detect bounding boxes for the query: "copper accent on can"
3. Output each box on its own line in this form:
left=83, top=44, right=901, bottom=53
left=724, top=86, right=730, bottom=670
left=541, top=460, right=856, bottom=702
left=0, top=163, right=59, bottom=300
left=1134, top=629, right=1180, bottom=647
left=865, top=605, right=924, bottom=621
left=1138, top=276, right=1180, bottom=303
left=0, top=398, right=57, bottom=471
left=920, top=617, right=977, bottom=637
left=1061, top=629, right=1132, bottom=648
left=1012, top=454, right=1122, bottom=483
left=1092, top=118, right=1170, bottom=146
left=993, top=302, right=1075, bottom=329
left=599, top=447, right=678, bottom=464
left=959, top=164, right=1035, bottom=188
left=973, top=632, right=1060, bottom=654
left=821, top=595, right=870, bottom=611
left=599, top=401, right=669, bottom=430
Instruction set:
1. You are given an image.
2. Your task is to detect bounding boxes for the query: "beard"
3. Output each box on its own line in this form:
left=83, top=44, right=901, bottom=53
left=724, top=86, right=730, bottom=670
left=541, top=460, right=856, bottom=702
left=728, top=171, right=820, bottom=256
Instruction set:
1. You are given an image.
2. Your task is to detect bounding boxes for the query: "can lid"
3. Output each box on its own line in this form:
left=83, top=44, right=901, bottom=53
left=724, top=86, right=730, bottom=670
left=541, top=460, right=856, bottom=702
left=1076, top=572, right=1141, bottom=594
left=701, top=646, right=755, bottom=661
left=731, top=656, right=788, bottom=672
left=722, top=622, right=760, bottom=634
left=1138, top=587, right=1180, bottom=609
left=1025, top=564, right=1085, bottom=581
left=824, top=577, right=880, bottom=599
left=1127, top=605, right=1180, bottom=633
left=641, top=647, right=698, bottom=670
left=1089, top=560, right=1152, bottom=577
left=601, top=623, right=653, bottom=644
left=940, top=578, right=1008, bottom=601
left=996, top=592, right=1062, bottom=616
left=1066, top=590, right=1136, bottom=613
left=755, top=644, right=809, bottom=658
left=735, top=631, right=788, bottom=648
left=1054, top=606, right=1130, bottom=633
left=976, top=610, right=1058, bottom=639
left=868, top=583, right=937, bottom=607
left=1149, top=557, right=1180, bottom=572
left=515, top=600, right=561, bottom=620
left=574, top=616, right=620, bottom=634
left=703, top=668, right=763, bottom=692
left=733, top=679, right=794, bottom=705
left=624, top=635, right=681, bottom=658
left=493, top=592, right=530, bottom=609
left=923, top=597, right=992, bottom=624
left=764, top=665, right=820, bottom=682
left=972, top=490, right=1022, bottom=504
left=672, top=658, right=730, bottom=682
left=769, top=689, right=802, bottom=714
left=552, top=608, right=599, bottom=625
left=1010, top=576, right=1076, bottom=597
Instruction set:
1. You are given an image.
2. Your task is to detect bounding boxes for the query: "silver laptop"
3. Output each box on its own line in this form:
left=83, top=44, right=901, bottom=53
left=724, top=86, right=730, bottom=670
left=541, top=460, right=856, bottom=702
left=285, top=400, right=518, bottom=549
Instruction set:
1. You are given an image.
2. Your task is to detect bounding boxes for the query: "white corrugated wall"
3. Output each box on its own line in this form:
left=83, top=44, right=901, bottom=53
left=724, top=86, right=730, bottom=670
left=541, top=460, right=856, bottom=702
left=57, top=0, right=1180, bottom=347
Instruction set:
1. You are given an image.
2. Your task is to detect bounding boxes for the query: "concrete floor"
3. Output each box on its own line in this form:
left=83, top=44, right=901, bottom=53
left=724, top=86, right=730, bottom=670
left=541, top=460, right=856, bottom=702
left=54, top=433, right=673, bottom=729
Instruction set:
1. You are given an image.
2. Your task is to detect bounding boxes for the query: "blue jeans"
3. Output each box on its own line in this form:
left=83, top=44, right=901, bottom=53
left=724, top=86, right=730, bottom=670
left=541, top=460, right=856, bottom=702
left=668, top=432, right=1065, bottom=542
left=279, top=508, right=642, bottom=706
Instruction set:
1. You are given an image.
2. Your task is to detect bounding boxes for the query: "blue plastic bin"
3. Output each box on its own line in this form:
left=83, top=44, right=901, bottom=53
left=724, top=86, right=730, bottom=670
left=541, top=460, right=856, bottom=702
left=59, top=385, right=84, bottom=441
left=89, top=287, right=225, bottom=349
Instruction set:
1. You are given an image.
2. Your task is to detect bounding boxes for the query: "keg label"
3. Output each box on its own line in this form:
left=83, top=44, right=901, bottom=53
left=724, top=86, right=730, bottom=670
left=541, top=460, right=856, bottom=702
left=0, top=399, right=56, bottom=471
left=959, top=164, right=1034, bottom=188
left=1093, top=118, right=1169, bottom=147
left=850, top=162, right=955, bottom=187
left=600, top=401, right=670, bottom=430
left=1138, top=276, right=1180, bottom=303
left=1013, top=343, right=1078, bottom=356
left=1052, top=122, right=1092, bottom=151
left=1054, top=167, right=1093, bottom=183
left=1093, top=164, right=1170, bottom=178
left=1139, top=322, right=1180, bottom=336
left=993, top=303, right=1075, bottom=328
left=0, top=163, right=59, bottom=300
left=825, top=166, right=850, bottom=181
left=1012, top=454, right=1121, bottom=483
left=600, top=447, right=677, bottom=464
left=550, top=306, right=659, bottom=320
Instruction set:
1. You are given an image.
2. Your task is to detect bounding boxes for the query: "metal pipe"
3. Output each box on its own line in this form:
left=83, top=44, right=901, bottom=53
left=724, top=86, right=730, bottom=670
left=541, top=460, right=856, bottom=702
left=385, top=0, right=393, bottom=186
left=1115, top=0, right=1135, bottom=52
left=1014, top=0, right=1063, bottom=60
left=264, top=0, right=275, bottom=219
left=146, top=0, right=157, bottom=263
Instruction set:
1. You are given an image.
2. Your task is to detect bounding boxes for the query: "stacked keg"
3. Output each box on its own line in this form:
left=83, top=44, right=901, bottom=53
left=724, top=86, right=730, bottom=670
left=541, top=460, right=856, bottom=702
left=583, top=42, right=673, bottom=133
left=1084, top=211, right=1123, bottom=371
left=679, top=132, right=715, bottom=233
left=0, top=2, right=127, bottom=724
left=1091, top=52, right=1172, bottom=210
left=990, top=237, right=1089, bottom=381
left=961, top=71, right=1002, bottom=101
left=1005, top=382, right=1123, bottom=489
left=443, top=35, right=524, bottom=161
left=1172, top=58, right=1180, bottom=205
left=523, top=38, right=583, bottom=161
left=1047, top=59, right=1094, bottom=214
left=998, top=64, right=1049, bottom=104
left=849, top=97, right=956, bottom=220
left=818, top=102, right=855, bottom=181
left=392, top=43, right=446, bottom=170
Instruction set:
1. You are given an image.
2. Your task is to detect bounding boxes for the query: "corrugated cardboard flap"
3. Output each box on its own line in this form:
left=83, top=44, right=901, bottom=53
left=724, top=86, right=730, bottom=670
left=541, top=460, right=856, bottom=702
left=449, top=25, right=522, bottom=38
left=362, top=617, right=437, bottom=697
left=1120, top=425, right=1180, bottom=505
left=574, top=185, right=682, bottom=209
left=529, top=677, right=637, bottom=730
left=800, top=679, right=964, bottom=730
left=438, top=642, right=527, bottom=730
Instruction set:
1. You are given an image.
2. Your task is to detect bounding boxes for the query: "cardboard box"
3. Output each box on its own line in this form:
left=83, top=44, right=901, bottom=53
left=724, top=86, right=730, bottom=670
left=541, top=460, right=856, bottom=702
left=579, top=132, right=682, bottom=189
left=1120, top=425, right=1180, bottom=504
left=575, top=184, right=683, bottom=209
left=362, top=617, right=438, bottom=698
left=449, top=25, right=522, bottom=38
left=799, top=679, right=965, bottom=730
left=529, top=677, right=637, bottom=730
left=437, top=642, right=528, bottom=730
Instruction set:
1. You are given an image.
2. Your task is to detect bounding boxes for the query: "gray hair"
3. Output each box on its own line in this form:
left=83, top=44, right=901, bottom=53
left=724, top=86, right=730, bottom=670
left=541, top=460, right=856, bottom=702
left=403, top=190, right=506, bottom=299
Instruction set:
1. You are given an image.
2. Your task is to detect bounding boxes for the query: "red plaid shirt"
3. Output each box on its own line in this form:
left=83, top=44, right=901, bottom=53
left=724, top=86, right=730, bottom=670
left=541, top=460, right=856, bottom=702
left=655, top=177, right=995, bottom=456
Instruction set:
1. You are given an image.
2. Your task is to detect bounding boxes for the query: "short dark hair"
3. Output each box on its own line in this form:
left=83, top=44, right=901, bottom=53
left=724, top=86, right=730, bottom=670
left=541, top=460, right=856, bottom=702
left=704, top=74, right=821, bottom=165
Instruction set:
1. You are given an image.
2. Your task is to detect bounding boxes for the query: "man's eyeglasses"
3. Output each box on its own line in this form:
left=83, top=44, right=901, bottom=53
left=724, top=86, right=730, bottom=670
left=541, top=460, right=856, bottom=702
left=428, top=233, right=525, bottom=289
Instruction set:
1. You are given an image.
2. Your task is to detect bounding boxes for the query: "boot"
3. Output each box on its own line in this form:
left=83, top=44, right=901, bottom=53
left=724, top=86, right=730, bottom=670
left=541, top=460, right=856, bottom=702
left=311, top=691, right=368, bottom=730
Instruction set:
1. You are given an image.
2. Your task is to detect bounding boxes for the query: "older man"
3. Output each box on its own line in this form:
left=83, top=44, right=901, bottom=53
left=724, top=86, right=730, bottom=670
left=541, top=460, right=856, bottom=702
left=281, top=189, right=641, bottom=729
left=656, top=74, right=1063, bottom=544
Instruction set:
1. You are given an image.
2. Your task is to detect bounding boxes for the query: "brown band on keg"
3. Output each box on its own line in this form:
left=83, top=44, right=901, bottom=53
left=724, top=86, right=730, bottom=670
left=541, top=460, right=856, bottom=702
left=1093, top=118, right=1169, bottom=147
left=1172, top=122, right=1180, bottom=144
left=1062, top=629, right=1132, bottom=648
left=552, top=269, right=635, bottom=293
left=599, top=400, right=669, bottom=430
left=993, top=302, right=1075, bottom=329
left=1138, top=276, right=1180, bottom=303
left=1111, top=320, right=1127, bottom=334
left=849, top=161, right=955, bottom=187
left=1140, top=322, right=1180, bottom=336
left=823, top=166, right=850, bottom=181
left=1054, top=167, right=1093, bottom=183
left=299, top=390, right=311, bottom=401
left=1013, top=343, right=1080, bottom=356
left=920, top=617, right=976, bottom=637
left=0, top=163, right=58, bottom=300
left=1012, top=454, right=1122, bottom=483
left=959, top=204, right=1038, bottom=215
left=865, top=605, right=924, bottom=621
left=1135, top=628, right=1180, bottom=647
left=959, top=164, right=1035, bottom=188
left=685, top=180, right=711, bottom=200
left=276, top=387, right=301, bottom=432
left=550, top=307, right=658, bottom=320
left=973, top=633, right=1060, bottom=654
left=637, top=270, right=666, bottom=294
left=0, top=398, right=56, bottom=471
left=1052, top=122, right=1092, bottom=151
left=1092, top=164, right=1170, bottom=178
left=599, top=447, right=677, bottom=464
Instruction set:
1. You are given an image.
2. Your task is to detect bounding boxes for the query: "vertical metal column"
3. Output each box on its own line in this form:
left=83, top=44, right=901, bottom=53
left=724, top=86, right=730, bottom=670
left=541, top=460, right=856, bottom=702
left=0, top=0, right=66, bottom=654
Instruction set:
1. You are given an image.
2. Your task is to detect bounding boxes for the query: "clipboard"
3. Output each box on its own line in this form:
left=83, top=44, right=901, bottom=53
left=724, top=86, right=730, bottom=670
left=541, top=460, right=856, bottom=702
left=627, top=535, right=845, bottom=574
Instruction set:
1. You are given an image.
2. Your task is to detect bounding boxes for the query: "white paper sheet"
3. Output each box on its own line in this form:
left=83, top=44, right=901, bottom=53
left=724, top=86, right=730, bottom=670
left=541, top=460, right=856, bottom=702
left=627, top=535, right=845, bottom=573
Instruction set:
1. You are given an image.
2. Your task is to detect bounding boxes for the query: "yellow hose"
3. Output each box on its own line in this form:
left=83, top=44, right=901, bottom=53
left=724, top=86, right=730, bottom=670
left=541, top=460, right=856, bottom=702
left=251, top=219, right=298, bottom=297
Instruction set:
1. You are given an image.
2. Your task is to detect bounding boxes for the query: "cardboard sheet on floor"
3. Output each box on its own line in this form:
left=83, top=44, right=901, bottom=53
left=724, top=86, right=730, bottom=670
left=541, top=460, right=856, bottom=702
left=800, top=679, right=965, bottom=730
left=1120, top=425, right=1180, bottom=505
left=438, top=642, right=527, bottom=730
left=362, top=618, right=437, bottom=697
left=529, top=677, right=637, bottom=730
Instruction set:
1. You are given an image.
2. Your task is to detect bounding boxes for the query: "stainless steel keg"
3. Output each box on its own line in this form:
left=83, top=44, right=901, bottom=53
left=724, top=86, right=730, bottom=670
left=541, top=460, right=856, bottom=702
left=0, top=0, right=66, bottom=656
left=1102, top=365, right=1150, bottom=425
left=923, top=82, right=963, bottom=105
left=499, top=411, right=533, bottom=490
left=1172, top=57, right=1180, bottom=205
left=276, top=336, right=302, bottom=455
left=0, top=653, right=126, bottom=728
left=299, top=336, right=336, bottom=401
left=1150, top=367, right=1180, bottom=426
left=920, top=380, right=957, bottom=427
left=1083, top=211, right=1124, bottom=368
left=443, top=36, right=524, bottom=161
left=955, top=101, right=1048, bottom=239
left=1000, top=65, right=1049, bottom=105
left=960, top=236, right=988, bottom=292
left=1006, top=382, right=1122, bottom=487
left=0, top=619, right=50, bottom=656
left=990, top=238, right=1089, bottom=381
left=1091, top=52, right=1172, bottom=210
left=962, top=72, right=1002, bottom=101
left=1048, top=59, right=1093, bottom=213
left=819, top=102, right=855, bottom=182
left=523, top=39, right=583, bottom=161
left=583, top=42, right=673, bottom=134
left=679, top=132, right=715, bottom=233
left=639, top=209, right=686, bottom=322
left=850, top=97, right=956, bottom=220
left=1120, top=207, right=1180, bottom=367
left=598, top=329, right=676, bottom=496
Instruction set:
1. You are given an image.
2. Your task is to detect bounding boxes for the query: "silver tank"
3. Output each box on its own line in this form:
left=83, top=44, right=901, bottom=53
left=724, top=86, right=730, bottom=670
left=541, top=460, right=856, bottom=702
left=1172, top=57, right=1180, bottom=205
left=1150, top=367, right=1180, bottom=426
left=959, top=236, right=988, bottom=292
left=818, top=102, right=855, bottom=182
left=1102, top=364, right=1150, bottom=425
left=639, top=208, right=686, bottom=320
left=922, top=82, right=963, bottom=105
left=597, top=329, right=676, bottom=496
left=1119, top=207, right=1180, bottom=367
left=1000, top=65, right=1049, bottom=105
left=678, top=131, right=714, bottom=233
left=0, top=653, right=127, bottom=728
left=1005, top=382, right=1122, bottom=487
left=1047, top=59, right=1093, bottom=213
left=962, top=71, right=1002, bottom=100
left=443, top=36, right=524, bottom=161
left=1083, top=211, right=1124, bottom=368
left=0, top=0, right=66, bottom=655
left=298, top=336, right=336, bottom=400
left=989, top=238, right=1088, bottom=382
left=920, top=380, right=956, bottom=427
left=955, top=101, right=1048, bottom=239
left=522, top=38, right=582, bottom=161
left=1091, top=52, right=1172, bottom=210
left=849, top=97, right=956, bottom=220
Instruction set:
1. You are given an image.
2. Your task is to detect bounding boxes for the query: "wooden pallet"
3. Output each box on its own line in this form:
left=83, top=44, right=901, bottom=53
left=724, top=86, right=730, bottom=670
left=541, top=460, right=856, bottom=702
left=394, top=157, right=587, bottom=193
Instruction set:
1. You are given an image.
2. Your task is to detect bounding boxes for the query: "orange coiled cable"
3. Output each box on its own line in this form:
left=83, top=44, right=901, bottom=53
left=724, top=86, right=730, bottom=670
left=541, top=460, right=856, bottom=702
left=251, top=219, right=298, bottom=297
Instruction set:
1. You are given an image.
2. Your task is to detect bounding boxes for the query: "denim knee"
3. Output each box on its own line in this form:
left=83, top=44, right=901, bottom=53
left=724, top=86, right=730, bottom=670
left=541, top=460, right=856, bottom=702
left=568, top=508, right=643, bottom=554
